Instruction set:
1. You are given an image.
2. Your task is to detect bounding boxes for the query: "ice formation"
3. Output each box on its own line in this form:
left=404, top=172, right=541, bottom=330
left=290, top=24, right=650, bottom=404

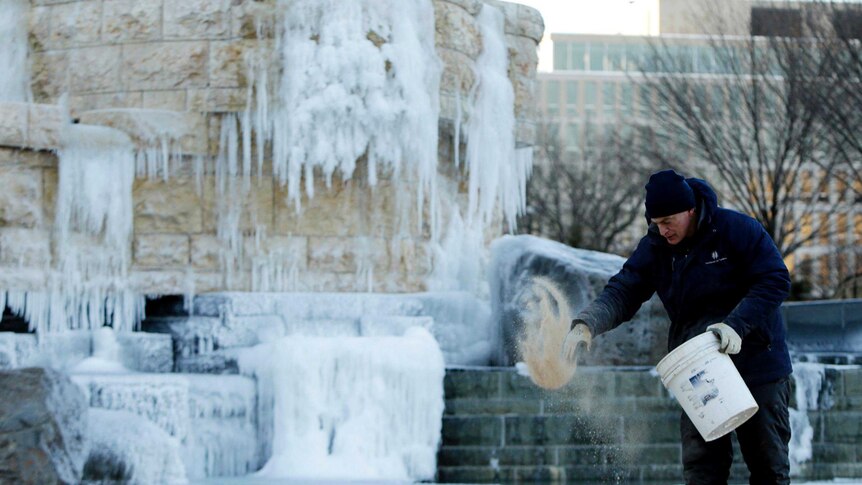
left=85, top=409, right=188, bottom=485
left=464, top=4, right=533, bottom=232
left=70, top=327, right=130, bottom=374
left=0, top=0, right=30, bottom=102
left=789, top=362, right=826, bottom=476
left=237, top=327, right=445, bottom=481
left=3, top=123, right=142, bottom=334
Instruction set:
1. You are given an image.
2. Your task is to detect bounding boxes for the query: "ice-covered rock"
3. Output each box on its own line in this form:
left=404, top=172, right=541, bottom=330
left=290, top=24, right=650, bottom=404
left=83, top=409, right=187, bottom=484
left=0, top=367, right=89, bottom=484
left=489, top=235, right=670, bottom=366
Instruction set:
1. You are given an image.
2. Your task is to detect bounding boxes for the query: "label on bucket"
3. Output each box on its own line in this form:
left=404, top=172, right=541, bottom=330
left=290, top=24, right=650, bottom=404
left=688, top=369, right=720, bottom=407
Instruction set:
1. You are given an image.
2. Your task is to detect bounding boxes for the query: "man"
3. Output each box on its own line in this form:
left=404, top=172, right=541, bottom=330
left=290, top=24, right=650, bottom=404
left=562, top=169, right=792, bottom=485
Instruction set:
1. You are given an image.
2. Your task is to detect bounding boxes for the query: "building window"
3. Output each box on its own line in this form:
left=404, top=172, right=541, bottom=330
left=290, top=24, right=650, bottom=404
left=620, top=84, right=633, bottom=114
left=571, top=43, right=587, bottom=70
left=565, top=123, right=580, bottom=153
left=547, top=80, right=560, bottom=118
left=751, top=7, right=803, bottom=37
left=819, top=213, right=830, bottom=246
left=565, top=81, right=579, bottom=118
left=584, top=81, right=598, bottom=112
left=603, top=83, right=617, bottom=116
left=554, top=41, right=569, bottom=70
left=837, top=213, right=848, bottom=245
left=589, top=42, right=605, bottom=71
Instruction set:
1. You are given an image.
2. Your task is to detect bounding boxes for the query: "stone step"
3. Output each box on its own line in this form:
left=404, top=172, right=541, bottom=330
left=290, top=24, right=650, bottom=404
left=436, top=463, right=757, bottom=484
left=437, top=444, right=681, bottom=468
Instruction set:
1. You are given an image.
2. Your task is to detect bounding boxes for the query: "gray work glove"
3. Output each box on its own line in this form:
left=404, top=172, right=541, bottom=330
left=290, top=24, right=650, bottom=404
left=707, top=323, right=742, bottom=354
left=562, top=320, right=592, bottom=364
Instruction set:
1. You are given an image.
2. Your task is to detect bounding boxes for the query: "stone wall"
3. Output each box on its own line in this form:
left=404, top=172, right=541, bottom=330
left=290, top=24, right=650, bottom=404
left=0, top=0, right=544, bottom=296
left=439, top=367, right=862, bottom=483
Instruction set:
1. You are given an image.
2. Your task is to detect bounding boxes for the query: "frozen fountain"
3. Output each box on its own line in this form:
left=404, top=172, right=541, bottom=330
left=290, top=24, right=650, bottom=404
left=0, top=0, right=543, bottom=482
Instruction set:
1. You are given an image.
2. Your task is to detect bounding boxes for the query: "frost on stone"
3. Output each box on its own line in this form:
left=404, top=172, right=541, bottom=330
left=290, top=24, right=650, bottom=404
left=237, top=327, right=445, bottom=481
left=0, top=0, right=30, bottom=102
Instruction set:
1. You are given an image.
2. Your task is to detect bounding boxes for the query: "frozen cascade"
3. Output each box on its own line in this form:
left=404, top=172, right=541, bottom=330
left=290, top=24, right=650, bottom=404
left=0, top=0, right=30, bottom=102
left=70, top=326, right=130, bottom=374
left=464, top=4, right=533, bottom=232
left=4, top=123, right=143, bottom=333
left=237, top=327, right=445, bottom=481
left=247, top=0, right=441, bottom=212
left=789, top=362, right=826, bottom=476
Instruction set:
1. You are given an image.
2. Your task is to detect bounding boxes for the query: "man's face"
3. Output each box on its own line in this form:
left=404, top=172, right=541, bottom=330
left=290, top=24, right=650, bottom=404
left=651, top=209, right=697, bottom=245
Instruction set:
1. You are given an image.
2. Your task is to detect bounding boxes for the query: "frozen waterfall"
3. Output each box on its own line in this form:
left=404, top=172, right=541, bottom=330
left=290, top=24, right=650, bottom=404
left=237, top=327, right=445, bottom=481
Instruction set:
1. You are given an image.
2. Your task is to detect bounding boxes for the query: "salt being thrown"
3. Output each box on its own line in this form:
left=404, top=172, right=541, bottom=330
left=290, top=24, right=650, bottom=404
left=518, top=277, right=578, bottom=390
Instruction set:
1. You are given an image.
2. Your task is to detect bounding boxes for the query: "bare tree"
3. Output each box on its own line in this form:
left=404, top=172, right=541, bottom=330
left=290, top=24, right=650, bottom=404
left=635, top=1, right=862, bottom=298
left=520, top=122, right=656, bottom=256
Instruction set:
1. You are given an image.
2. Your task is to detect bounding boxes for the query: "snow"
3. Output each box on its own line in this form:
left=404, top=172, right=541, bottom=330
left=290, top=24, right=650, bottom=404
left=236, top=327, right=445, bottom=482
left=70, top=327, right=131, bottom=374
left=0, top=0, right=30, bottom=102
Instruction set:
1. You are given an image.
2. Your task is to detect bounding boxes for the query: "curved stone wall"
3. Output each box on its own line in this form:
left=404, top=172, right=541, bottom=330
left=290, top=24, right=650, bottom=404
left=0, top=0, right=543, bottom=303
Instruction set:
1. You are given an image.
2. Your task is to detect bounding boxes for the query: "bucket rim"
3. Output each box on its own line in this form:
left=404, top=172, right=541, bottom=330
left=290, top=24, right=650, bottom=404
left=655, top=332, right=721, bottom=384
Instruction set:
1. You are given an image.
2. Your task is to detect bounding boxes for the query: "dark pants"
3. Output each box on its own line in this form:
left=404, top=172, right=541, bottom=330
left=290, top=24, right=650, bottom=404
left=680, top=376, right=792, bottom=485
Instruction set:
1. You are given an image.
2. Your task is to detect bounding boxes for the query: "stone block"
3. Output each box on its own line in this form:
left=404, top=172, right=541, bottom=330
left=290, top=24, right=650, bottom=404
left=48, top=0, right=103, bottom=47
left=442, top=416, right=503, bottom=446
left=0, top=167, right=43, bottom=227
left=210, top=40, right=255, bottom=88
left=435, top=1, right=482, bottom=58
left=102, top=0, right=162, bottom=42
left=141, top=90, right=188, bottom=111
left=822, top=412, right=862, bottom=443
left=0, top=368, right=89, bottom=484
left=231, top=0, right=277, bottom=39
left=0, top=102, right=28, bottom=148
left=439, top=48, right=478, bottom=99
left=29, top=6, right=52, bottom=51
left=31, top=50, right=70, bottom=102
left=41, top=167, right=58, bottom=225
left=845, top=369, right=862, bottom=397
left=68, top=92, right=144, bottom=117
left=193, top=271, right=224, bottom=293
left=190, top=235, right=222, bottom=270
left=121, top=41, right=209, bottom=90
left=130, top=270, right=191, bottom=294
left=187, top=88, right=247, bottom=112
left=202, top=175, right=274, bottom=233
left=133, top=234, right=191, bottom=268
left=164, top=0, right=231, bottom=39
left=622, top=413, right=679, bottom=443
left=615, top=371, right=663, bottom=397
left=307, top=236, right=389, bottom=274
left=444, top=369, right=501, bottom=399
left=0, top=228, right=51, bottom=267
left=443, top=398, right=539, bottom=416
left=69, top=46, right=123, bottom=93
left=133, top=177, right=204, bottom=233
left=78, top=109, right=208, bottom=156
left=27, top=104, right=65, bottom=151
left=175, top=353, right=239, bottom=374
left=505, top=415, right=623, bottom=446
left=501, top=370, right=545, bottom=400
left=436, top=466, right=497, bottom=483
left=274, top=179, right=364, bottom=237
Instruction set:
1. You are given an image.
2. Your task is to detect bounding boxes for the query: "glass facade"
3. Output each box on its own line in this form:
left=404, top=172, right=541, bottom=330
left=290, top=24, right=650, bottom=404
left=552, top=38, right=740, bottom=75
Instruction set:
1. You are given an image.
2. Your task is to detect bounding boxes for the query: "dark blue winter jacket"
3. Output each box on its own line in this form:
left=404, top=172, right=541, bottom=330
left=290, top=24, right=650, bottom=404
left=578, top=178, right=792, bottom=387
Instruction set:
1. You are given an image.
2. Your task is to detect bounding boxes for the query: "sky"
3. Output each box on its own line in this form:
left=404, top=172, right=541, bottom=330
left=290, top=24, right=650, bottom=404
left=514, top=0, right=661, bottom=71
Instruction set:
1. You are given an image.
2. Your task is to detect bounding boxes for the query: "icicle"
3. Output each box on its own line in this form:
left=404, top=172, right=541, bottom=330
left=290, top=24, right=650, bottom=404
left=789, top=362, right=825, bottom=476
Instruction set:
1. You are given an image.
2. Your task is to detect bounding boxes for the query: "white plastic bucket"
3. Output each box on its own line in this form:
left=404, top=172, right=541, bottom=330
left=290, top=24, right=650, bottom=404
left=655, top=332, right=759, bottom=442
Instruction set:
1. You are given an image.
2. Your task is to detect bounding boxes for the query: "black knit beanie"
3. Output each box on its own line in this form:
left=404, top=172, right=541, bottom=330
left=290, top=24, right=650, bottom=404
left=644, top=169, right=695, bottom=219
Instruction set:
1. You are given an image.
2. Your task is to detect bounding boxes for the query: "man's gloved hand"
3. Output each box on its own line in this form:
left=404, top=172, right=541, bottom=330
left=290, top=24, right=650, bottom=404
left=707, top=323, right=742, bottom=354
left=562, top=321, right=592, bottom=364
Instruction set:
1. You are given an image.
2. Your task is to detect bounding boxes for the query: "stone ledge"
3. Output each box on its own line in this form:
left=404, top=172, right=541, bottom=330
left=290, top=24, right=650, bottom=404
left=78, top=108, right=209, bottom=156
left=0, top=102, right=66, bottom=151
